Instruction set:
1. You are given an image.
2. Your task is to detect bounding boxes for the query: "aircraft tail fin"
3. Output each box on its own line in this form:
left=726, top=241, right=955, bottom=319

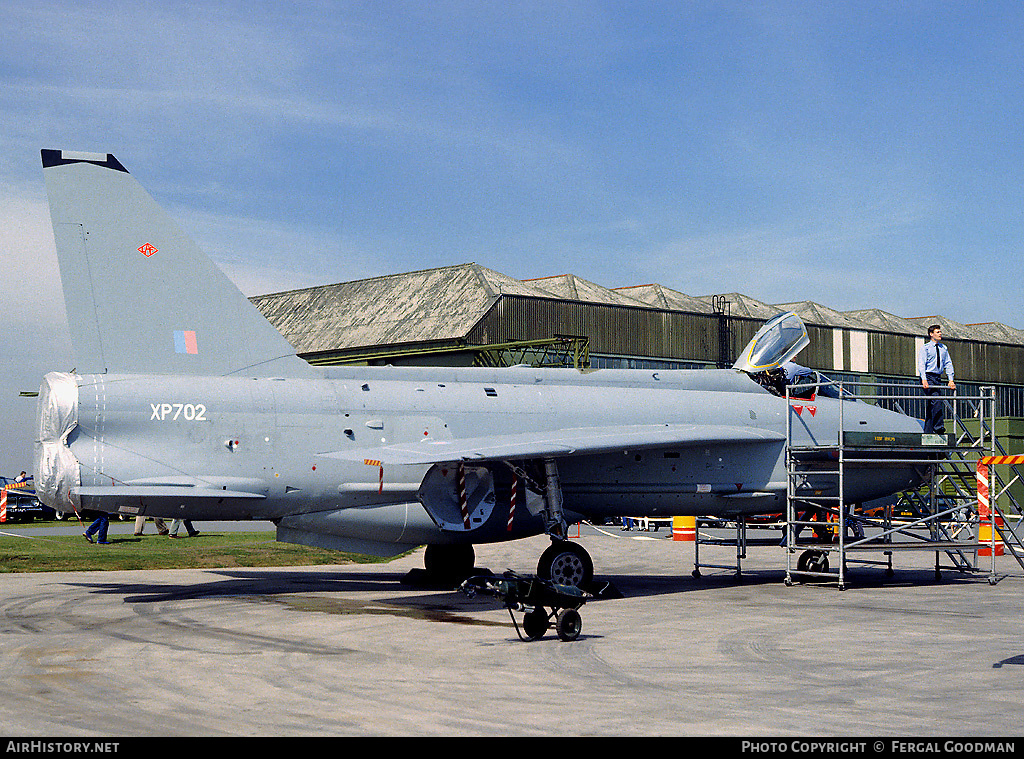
left=41, top=150, right=314, bottom=378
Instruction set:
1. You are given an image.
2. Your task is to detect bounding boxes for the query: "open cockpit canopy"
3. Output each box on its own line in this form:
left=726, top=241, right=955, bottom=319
left=733, top=311, right=809, bottom=374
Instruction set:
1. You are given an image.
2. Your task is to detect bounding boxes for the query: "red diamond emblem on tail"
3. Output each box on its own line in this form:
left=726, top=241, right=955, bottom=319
left=139, top=243, right=158, bottom=257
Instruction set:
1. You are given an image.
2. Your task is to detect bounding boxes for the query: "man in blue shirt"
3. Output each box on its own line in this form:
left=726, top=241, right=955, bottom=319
left=918, top=324, right=955, bottom=434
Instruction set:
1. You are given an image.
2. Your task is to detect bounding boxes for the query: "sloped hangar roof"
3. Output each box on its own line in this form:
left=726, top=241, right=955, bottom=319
left=612, top=283, right=715, bottom=314
left=251, top=263, right=555, bottom=354
left=252, top=262, right=1024, bottom=352
left=523, top=273, right=651, bottom=307
left=774, top=301, right=877, bottom=331
left=969, top=322, right=1024, bottom=345
left=903, top=315, right=991, bottom=342
left=843, top=308, right=930, bottom=336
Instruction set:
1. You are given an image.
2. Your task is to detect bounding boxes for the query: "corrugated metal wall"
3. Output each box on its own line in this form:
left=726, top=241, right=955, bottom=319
left=467, top=296, right=721, bottom=363
left=468, top=295, right=1024, bottom=385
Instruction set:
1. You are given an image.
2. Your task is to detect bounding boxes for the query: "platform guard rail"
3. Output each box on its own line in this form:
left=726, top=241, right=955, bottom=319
left=784, top=381, right=1024, bottom=589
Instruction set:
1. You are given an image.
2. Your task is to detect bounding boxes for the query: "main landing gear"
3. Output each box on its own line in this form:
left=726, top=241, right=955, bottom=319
left=533, top=458, right=595, bottom=590
left=422, top=458, right=598, bottom=592
left=423, top=535, right=596, bottom=592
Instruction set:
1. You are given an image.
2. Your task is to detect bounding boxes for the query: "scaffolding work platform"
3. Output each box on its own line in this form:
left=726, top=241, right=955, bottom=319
left=784, top=384, right=1024, bottom=590
left=691, top=515, right=784, bottom=580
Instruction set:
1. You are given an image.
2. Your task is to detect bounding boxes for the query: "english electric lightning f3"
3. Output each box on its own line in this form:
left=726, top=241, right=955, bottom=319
left=34, top=150, right=928, bottom=587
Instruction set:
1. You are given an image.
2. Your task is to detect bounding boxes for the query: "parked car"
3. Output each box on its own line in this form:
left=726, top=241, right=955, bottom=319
left=1, top=489, right=52, bottom=523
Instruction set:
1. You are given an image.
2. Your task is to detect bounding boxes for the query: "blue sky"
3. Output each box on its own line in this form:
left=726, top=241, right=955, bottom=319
left=1, top=1, right=1022, bottom=475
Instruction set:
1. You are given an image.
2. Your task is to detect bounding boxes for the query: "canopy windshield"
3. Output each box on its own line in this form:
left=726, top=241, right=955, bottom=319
left=733, top=311, right=809, bottom=373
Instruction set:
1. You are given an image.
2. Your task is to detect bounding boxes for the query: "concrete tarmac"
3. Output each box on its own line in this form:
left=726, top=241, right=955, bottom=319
left=2, top=522, right=1023, bottom=737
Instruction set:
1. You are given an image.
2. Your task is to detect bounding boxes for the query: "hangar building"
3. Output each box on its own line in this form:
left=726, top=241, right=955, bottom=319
left=250, top=262, right=1024, bottom=437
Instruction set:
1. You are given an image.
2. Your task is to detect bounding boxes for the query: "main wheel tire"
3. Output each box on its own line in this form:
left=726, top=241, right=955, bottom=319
left=423, top=544, right=475, bottom=584
left=537, top=541, right=594, bottom=589
left=555, top=608, right=582, bottom=641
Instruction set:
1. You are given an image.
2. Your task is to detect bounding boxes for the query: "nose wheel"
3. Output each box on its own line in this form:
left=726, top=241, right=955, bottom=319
left=537, top=539, right=594, bottom=589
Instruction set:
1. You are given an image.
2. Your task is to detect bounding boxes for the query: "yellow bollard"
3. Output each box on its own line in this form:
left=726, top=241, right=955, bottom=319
left=979, top=514, right=1005, bottom=556
left=672, top=515, right=696, bottom=542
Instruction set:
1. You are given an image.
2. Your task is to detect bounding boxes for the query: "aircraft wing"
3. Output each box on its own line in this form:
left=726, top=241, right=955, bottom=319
left=319, top=423, right=785, bottom=466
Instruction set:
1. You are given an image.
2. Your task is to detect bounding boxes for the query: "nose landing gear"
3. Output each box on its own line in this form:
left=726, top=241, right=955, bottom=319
left=537, top=539, right=594, bottom=589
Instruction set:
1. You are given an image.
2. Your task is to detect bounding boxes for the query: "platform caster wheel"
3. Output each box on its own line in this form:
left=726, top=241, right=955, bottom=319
left=797, top=550, right=828, bottom=575
left=555, top=608, right=582, bottom=641
left=692, top=569, right=702, bottom=579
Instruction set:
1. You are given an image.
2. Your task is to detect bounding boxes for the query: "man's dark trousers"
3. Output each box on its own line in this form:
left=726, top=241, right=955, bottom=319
left=923, top=372, right=945, bottom=434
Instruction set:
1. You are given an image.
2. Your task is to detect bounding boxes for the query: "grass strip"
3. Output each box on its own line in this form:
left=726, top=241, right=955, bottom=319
left=0, top=531, right=395, bottom=573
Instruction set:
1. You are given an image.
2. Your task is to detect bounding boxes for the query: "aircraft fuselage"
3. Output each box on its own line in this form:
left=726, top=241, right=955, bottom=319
left=36, top=363, right=926, bottom=550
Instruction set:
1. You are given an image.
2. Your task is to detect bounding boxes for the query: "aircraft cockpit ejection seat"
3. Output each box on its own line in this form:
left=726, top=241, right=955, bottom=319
left=786, top=369, right=852, bottom=401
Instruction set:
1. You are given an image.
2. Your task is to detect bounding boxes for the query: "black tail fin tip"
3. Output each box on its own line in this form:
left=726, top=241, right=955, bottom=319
left=41, top=149, right=129, bottom=173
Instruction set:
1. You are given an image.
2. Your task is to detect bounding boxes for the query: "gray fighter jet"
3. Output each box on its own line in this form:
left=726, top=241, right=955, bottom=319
left=34, top=150, right=927, bottom=586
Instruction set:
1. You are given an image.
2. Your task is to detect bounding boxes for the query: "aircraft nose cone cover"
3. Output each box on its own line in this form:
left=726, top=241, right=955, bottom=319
left=733, top=312, right=810, bottom=373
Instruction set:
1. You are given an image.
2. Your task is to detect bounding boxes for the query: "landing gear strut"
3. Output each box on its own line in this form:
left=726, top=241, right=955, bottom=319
left=533, top=459, right=594, bottom=589
left=540, top=458, right=567, bottom=540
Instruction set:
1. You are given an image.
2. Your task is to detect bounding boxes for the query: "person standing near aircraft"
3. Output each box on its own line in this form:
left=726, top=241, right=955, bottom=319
left=168, top=519, right=200, bottom=538
left=83, top=512, right=110, bottom=544
left=918, top=325, right=955, bottom=434
left=134, top=516, right=169, bottom=536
